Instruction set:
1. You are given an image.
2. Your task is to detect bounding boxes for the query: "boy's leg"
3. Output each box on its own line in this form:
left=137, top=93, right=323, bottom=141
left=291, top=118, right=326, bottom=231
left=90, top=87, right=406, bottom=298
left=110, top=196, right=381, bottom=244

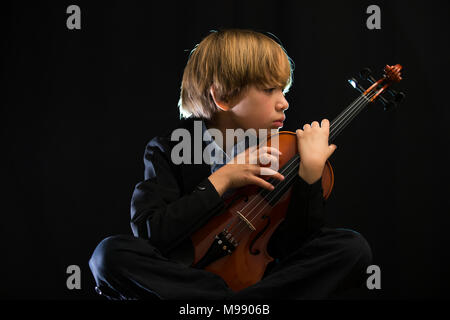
left=88, top=235, right=233, bottom=300
left=229, top=227, right=373, bottom=299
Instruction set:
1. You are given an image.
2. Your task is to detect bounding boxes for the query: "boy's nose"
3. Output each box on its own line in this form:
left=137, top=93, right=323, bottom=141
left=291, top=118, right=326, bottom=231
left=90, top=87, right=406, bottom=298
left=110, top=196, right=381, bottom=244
left=276, top=99, right=289, bottom=111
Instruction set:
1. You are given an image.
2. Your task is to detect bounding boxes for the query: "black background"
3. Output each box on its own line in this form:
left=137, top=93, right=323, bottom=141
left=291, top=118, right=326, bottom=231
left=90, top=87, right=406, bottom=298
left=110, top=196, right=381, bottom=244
left=2, top=0, right=449, bottom=300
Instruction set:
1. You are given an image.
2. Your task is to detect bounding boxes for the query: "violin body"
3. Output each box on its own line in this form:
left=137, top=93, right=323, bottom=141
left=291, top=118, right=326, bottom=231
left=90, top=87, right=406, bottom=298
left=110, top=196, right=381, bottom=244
left=191, top=131, right=334, bottom=292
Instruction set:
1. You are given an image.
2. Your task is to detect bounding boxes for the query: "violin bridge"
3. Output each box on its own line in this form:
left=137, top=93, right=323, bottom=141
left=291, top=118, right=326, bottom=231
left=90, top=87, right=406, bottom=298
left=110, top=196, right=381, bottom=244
left=236, top=211, right=256, bottom=231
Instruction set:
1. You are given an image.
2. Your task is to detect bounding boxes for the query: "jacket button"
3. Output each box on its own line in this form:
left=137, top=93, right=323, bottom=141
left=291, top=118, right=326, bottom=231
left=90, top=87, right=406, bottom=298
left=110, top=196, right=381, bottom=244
left=197, top=185, right=206, bottom=191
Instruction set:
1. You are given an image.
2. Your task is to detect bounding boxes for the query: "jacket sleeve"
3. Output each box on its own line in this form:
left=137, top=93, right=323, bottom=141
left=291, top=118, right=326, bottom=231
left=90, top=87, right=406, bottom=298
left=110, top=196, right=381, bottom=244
left=269, top=174, right=326, bottom=256
left=130, top=139, right=225, bottom=256
left=287, top=174, right=326, bottom=235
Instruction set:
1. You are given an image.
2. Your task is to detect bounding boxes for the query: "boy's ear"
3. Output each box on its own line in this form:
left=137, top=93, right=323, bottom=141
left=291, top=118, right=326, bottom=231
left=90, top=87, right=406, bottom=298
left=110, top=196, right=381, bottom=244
left=210, top=86, right=231, bottom=111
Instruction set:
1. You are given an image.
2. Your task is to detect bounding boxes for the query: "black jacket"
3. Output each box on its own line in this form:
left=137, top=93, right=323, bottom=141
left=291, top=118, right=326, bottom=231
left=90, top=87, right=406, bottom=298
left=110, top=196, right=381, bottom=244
left=130, top=117, right=326, bottom=266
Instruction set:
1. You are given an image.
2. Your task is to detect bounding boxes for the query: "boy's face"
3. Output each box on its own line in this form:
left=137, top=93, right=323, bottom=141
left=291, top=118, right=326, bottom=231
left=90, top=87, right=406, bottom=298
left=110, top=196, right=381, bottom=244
left=229, top=85, right=289, bottom=133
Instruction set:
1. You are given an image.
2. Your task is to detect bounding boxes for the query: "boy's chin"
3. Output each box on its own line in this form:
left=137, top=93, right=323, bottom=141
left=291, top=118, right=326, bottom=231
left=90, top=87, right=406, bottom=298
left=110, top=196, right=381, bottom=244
left=249, top=126, right=280, bottom=136
left=257, top=127, right=280, bottom=137
left=269, top=125, right=282, bottom=131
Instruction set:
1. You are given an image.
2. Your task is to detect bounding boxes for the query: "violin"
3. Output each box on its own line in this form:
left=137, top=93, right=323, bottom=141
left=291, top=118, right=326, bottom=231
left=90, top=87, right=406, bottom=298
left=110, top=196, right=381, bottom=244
left=191, top=64, right=405, bottom=291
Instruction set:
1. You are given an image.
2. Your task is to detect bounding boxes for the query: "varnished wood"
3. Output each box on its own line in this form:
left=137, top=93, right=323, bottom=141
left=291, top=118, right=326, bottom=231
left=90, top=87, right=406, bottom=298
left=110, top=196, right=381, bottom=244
left=191, top=131, right=334, bottom=292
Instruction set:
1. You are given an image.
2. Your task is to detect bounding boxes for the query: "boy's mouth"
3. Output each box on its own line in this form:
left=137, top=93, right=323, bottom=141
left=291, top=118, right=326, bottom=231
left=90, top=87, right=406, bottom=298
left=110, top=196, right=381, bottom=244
left=272, top=118, right=285, bottom=128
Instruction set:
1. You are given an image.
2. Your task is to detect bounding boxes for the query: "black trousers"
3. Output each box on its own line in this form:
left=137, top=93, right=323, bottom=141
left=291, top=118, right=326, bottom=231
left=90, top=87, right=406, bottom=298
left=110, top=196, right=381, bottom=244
left=88, top=228, right=372, bottom=300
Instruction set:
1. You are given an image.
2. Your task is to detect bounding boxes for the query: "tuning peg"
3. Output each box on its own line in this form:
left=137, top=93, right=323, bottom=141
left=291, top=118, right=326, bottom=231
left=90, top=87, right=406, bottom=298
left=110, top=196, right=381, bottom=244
left=348, top=77, right=366, bottom=94
left=359, top=68, right=372, bottom=81
left=394, top=91, right=406, bottom=103
left=349, top=76, right=391, bottom=108
left=382, top=91, right=405, bottom=111
left=378, top=94, right=390, bottom=108
left=383, top=100, right=397, bottom=111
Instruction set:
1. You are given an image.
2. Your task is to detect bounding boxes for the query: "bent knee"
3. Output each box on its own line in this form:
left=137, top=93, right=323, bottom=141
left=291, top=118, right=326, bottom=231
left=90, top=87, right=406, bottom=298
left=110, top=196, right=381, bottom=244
left=89, top=235, right=134, bottom=277
left=335, top=229, right=373, bottom=267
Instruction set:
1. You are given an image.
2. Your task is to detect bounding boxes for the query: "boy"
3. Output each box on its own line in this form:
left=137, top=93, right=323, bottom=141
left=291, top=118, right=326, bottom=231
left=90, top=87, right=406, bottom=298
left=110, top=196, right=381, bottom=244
left=89, top=28, right=372, bottom=300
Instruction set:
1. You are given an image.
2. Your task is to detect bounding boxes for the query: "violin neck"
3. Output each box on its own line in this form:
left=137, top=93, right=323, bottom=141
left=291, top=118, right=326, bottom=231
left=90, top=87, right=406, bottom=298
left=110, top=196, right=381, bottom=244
left=265, top=94, right=373, bottom=201
left=329, top=94, right=371, bottom=143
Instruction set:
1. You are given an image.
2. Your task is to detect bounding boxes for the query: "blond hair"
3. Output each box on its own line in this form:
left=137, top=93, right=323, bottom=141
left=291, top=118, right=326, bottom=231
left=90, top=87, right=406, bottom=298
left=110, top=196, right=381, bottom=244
left=178, top=29, right=294, bottom=119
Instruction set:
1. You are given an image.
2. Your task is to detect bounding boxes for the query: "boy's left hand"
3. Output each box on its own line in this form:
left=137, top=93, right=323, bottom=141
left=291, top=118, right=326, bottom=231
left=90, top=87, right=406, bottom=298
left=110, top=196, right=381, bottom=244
left=296, top=119, right=337, bottom=184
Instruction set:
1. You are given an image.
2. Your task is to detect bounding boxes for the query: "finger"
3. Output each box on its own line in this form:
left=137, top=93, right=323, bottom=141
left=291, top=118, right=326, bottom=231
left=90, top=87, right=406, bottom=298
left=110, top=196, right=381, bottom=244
left=303, top=123, right=311, bottom=130
left=311, top=121, right=320, bottom=128
left=328, top=144, right=337, bottom=156
left=321, top=119, right=330, bottom=135
left=259, top=167, right=285, bottom=181
left=249, top=176, right=275, bottom=191
left=259, top=146, right=282, bottom=156
left=321, top=119, right=330, bottom=128
left=258, top=153, right=279, bottom=166
left=296, top=129, right=304, bottom=137
left=249, top=150, right=279, bottom=165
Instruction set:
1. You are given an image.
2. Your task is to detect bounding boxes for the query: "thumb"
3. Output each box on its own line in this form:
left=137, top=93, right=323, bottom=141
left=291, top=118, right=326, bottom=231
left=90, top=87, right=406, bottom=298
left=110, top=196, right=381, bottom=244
left=328, top=144, right=337, bottom=156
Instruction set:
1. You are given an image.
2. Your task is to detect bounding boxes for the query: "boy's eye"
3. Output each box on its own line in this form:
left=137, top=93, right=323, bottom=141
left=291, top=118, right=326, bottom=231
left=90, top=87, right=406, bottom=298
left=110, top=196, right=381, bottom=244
left=264, top=88, right=275, bottom=93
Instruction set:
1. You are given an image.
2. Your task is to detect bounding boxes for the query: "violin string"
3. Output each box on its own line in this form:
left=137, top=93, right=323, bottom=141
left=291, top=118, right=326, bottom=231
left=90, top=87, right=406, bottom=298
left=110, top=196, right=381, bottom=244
left=329, top=99, right=369, bottom=142
left=232, top=91, right=376, bottom=239
left=228, top=91, right=376, bottom=241
left=230, top=161, right=301, bottom=241
left=249, top=91, right=376, bottom=218
left=224, top=144, right=308, bottom=237
left=224, top=156, right=298, bottom=239
left=228, top=92, right=373, bottom=240
left=237, top=92, right=370, bottom=219
left=233, top=92, right=369, bottom=219
left=329, top=94, right=371, bottom=142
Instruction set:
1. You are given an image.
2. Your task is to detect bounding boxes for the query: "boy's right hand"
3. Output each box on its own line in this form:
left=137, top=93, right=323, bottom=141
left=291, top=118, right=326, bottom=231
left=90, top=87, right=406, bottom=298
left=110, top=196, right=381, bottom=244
left=208, top=146, right=285, bottom=197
